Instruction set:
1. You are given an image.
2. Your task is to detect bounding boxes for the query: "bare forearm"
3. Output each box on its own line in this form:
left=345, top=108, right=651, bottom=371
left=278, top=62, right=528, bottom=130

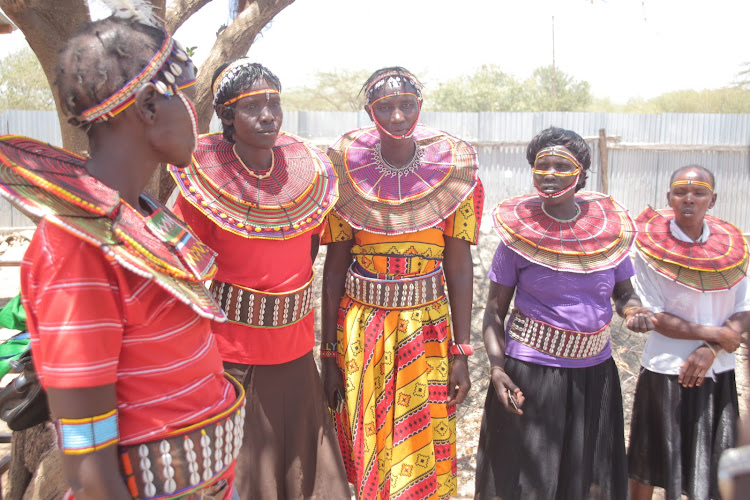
left=443, top=238, right=473, bottom=344
left=726, top=311, right=750, bottom=336
left=482, top=283, right=515, bottom=367
left=321, top=241, right=352, bottom=344
left=652, top=312, right=724, bottom=342
left=64, top=451, right=132, bottom=500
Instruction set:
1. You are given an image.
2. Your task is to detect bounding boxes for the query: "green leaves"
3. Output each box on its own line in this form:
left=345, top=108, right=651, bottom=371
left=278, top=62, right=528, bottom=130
left=0, top=48, right=55, bottom=112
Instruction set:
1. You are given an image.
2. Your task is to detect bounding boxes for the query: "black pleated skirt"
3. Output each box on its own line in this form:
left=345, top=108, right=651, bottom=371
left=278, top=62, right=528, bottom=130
left=474, top=357, right=628, bottom=500
left=627, top=368, right=738, bottom=500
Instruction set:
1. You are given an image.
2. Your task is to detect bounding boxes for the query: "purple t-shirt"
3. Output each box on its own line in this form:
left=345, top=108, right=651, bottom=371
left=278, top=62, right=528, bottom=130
left=489, top=242, right=635, bottom=368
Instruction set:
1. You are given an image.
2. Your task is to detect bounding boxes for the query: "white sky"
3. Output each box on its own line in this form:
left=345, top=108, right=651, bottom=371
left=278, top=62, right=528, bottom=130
left=2, top=0, right=749, bottom=103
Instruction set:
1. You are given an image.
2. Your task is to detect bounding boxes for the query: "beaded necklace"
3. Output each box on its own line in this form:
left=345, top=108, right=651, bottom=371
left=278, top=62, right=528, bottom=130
left=233, top=145, right=275, bottom=180
left=372, top=143, right=424, bottom=177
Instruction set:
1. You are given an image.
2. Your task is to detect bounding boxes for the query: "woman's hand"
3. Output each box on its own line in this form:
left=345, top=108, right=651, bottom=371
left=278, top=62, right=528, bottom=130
left=678, top=345, right=715, bottom=388
left=713, top=325, right=742, bottom=353
left=447, top=356, right=471, bottom=406
left=490, top=367, right=525, bottom=415
left=624, top=307, right=655, bottom=332
left=321, top=357, right=345, bottom=412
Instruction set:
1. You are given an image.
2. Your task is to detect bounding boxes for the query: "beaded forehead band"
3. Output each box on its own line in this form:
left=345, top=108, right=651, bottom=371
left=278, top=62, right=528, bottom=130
left=365, top=70, right=423, bottom=104
left=212, top=59, right=280, bottom=108
left=73, top=28, right=191, bottom=125
left=222, top=88, right=280, bottom=106
left=533, top=146, right=584, bottom=175
left=670, top=179, right=714, bottom=191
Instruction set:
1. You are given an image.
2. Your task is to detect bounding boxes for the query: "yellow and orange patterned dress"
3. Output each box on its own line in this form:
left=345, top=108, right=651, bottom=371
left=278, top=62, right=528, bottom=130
left=322, top=124, right=483, bottom=500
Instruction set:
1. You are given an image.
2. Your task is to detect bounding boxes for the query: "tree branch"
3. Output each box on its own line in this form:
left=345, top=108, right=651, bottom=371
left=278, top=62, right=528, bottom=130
left=165, top=0, right=211, bottom=33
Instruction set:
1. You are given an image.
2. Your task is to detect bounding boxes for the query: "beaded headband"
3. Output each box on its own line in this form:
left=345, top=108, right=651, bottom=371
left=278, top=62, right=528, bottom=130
left=533, top=146, right=584, bottom=172
left=670, top=179, right=714, bottom=191
left=364, top=70, right=423, bottom=104
left=212, top=59, right=280, bottom=108
left=73, top=28, right=191, bottom=125
left=222, top=88, right=280, bottom=106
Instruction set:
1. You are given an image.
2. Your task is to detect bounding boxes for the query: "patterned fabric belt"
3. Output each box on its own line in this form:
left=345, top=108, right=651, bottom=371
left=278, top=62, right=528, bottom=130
left=211, top=275, right=314, bottom=328
left=345, top=265, right=445, bottom=309
left=508, top=308, right=611, bottom=359
left=119, top=374, right=246, bottom=500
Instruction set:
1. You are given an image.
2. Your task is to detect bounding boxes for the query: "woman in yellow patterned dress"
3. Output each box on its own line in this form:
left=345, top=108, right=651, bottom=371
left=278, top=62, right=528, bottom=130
left=320, top=67, right=484, bottom=500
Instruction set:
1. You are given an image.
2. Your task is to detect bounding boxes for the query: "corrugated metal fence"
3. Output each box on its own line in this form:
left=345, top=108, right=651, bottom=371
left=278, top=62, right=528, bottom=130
left=3, top=110, right=749, bottom=232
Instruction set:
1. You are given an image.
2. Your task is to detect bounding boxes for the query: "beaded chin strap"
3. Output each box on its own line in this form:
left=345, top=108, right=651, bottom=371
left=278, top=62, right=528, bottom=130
left=532, top=146, right=583, bottom=199
left=365, top=70, right=423, bottom=140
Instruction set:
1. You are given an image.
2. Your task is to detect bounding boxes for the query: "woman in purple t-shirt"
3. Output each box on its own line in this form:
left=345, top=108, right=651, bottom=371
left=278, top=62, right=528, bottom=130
left=474, top=127, right=653, bottom=500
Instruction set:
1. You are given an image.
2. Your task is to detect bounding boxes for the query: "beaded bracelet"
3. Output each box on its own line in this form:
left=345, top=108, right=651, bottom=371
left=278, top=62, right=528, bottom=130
left=449, top=343, right=474, bottom=356
left=320, top=350, right=338, bottom=359
left=702, top=341, right=719, bottom=359
left=56, top=409, right=119, bottom=455
left=490, top=365, right=505, bottom=375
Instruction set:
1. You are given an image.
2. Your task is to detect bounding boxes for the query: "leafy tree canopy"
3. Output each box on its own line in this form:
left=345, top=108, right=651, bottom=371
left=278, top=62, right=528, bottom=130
left=282, top=69, right=371, bottom=111
left=0, top=48, right=55, bottom=112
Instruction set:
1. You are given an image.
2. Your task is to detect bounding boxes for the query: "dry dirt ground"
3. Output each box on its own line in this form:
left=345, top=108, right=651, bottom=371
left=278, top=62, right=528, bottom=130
left=0, top=228, right=747, bottom=499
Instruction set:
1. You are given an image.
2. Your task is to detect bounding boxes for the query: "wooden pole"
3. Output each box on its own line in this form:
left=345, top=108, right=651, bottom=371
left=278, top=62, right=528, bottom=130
left=598, top=128, right=609, bottom=194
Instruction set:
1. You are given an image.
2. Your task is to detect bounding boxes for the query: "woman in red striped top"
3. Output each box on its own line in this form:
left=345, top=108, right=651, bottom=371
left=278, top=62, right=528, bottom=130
left=0, top=12, right=243, bottom=500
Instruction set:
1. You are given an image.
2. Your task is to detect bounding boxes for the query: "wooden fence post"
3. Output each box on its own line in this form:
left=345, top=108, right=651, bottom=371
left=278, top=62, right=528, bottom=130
left=598, top=128, right=609, bottom=194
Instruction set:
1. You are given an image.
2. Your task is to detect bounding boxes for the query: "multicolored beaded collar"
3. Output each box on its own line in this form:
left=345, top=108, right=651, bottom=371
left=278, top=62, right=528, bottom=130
left=169, top=132, right=338, bottom=240
left=328, top=124, right=479, bottom=235
left=72, top=28, right=192, bottom=125
left=635, top=207, right=748, bottom=292
left=492, top=192, right=636, bottom=273
left=0, top=136, right=224, bottom=320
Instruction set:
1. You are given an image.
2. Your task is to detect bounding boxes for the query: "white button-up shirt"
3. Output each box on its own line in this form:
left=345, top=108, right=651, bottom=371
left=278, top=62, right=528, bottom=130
left=634, top=219, right=750, bottom=377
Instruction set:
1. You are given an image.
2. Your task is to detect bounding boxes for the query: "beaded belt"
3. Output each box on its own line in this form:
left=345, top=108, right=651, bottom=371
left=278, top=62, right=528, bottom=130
left=211, top=274, right=314, bottom=328
left=119, top=374, right=246, bottom=500
left=345, top=266, right=445, bottom=309
left=508, top=309, right=611, bottom=359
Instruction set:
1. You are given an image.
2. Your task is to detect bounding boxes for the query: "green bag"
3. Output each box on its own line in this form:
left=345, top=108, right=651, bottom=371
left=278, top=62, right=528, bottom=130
left=0, top=294, right=26, bottom=331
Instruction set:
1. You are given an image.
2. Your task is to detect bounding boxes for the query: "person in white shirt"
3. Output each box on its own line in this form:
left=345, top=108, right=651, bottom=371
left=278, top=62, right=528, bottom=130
left=627, top=165, right=750, bottom=500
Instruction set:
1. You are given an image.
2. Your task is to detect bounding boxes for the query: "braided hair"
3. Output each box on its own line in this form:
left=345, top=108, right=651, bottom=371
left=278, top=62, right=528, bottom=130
left=212, top=60, right=281, bottom=142
left=526, top=126, right=591, bottom=192
left=55, top=16, right=166, bottom=125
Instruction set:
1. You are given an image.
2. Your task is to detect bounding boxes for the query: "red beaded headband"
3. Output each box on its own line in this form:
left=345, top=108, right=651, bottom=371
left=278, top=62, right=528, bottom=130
left=222, top=88, right=280, bottom=106
left=73, top=28, right=190, bottom=125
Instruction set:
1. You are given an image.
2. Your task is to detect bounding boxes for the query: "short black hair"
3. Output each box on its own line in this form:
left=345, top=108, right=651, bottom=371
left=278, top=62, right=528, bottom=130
left=526, top=126, right=591, bottom=192
left=212, top=60, right=281, bottom=142
left=55, top=16, right=166, bottom=124
left=669, top=165, right=716, bottom=190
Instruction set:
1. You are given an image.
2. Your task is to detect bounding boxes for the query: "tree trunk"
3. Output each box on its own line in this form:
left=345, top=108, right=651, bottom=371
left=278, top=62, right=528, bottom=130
left=1, top=0, right=90, bottom=154
left=2, top=0, right=296, bottom=203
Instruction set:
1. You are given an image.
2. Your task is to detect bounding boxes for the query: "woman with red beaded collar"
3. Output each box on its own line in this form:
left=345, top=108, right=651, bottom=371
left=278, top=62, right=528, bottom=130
left=320, top=67, right=484, bottom=500
left=169, top=59, right=348, bottom=500
left=628, top=166, right=750, bottom=500
left=0, top=8, right=243, bottom=500
left=475, top=126, right=651, bottom=500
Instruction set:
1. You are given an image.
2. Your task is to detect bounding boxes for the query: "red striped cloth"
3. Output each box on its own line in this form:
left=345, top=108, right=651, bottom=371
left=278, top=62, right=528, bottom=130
left=21, top=220, right=235, bottom=446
